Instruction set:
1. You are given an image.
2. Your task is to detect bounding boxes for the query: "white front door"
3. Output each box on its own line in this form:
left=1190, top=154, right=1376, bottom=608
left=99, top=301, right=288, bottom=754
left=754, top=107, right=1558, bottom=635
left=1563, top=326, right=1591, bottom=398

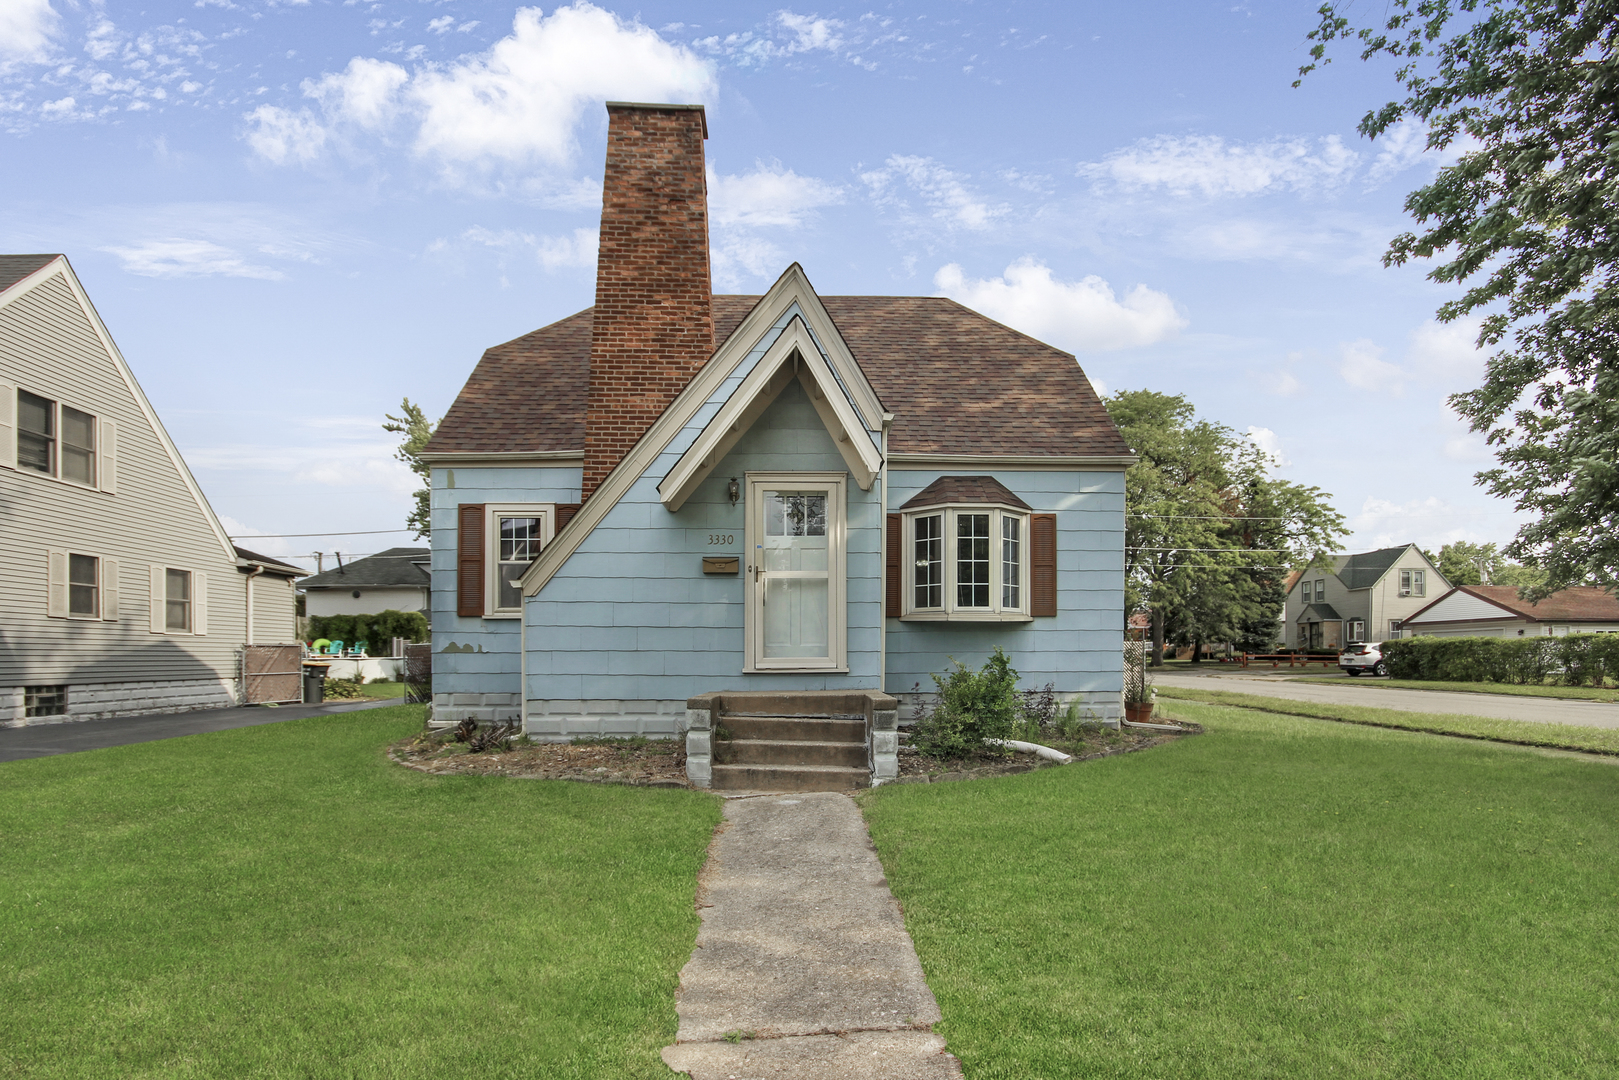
left=745, top=472, right=847, bottom=672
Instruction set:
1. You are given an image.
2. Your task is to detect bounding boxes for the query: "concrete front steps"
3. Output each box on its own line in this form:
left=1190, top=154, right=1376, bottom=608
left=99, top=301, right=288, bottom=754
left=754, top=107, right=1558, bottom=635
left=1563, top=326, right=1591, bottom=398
left=712, top=714, right=869, bottom=792
left=685, top=691, right=901, bottom=791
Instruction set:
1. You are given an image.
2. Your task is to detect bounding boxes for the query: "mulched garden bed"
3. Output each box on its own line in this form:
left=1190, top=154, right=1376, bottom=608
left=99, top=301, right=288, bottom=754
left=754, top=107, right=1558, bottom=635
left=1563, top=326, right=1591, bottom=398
left=890, top=724, right=1192, bottom=784
left=389, top=730, right=690, bottom=787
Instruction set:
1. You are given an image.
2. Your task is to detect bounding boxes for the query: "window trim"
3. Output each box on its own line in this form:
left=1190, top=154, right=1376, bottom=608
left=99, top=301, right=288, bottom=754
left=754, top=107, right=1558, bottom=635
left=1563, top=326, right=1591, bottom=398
left=743, top=471, right=848, bottom=673
left=11, top=388, right=106, bottom=492
left=483, top=503, right=554, bottom=619
left=900, top=503, right=1033, bottom=622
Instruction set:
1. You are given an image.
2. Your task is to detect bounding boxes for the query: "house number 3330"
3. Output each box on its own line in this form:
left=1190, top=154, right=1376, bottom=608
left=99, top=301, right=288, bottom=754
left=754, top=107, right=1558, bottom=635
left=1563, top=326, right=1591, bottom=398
left=707, top=534, right=735, bottom=546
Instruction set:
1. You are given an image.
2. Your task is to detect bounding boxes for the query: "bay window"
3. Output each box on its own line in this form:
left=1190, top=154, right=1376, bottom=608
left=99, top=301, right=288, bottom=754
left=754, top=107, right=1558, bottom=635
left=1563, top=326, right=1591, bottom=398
left=904, top=506, right=1030, bottom=619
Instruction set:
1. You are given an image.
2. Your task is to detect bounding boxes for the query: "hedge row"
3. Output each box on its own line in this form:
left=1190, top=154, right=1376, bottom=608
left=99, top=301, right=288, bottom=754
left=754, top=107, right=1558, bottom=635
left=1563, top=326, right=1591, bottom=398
left=1380, top=633, right=1619, bottom=686
left=307, top=610, right=428, bottom=649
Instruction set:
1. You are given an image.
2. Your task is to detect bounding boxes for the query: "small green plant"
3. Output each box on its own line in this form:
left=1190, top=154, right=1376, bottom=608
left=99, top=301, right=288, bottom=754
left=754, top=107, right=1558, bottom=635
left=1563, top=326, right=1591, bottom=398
left=322, top=677, right=365, bottom=700
left=1052, top=701, right=1103, bottom=740
left=722, top=1030, right=756, bottom=1044
left=912, top=647, right=1021, bottom=759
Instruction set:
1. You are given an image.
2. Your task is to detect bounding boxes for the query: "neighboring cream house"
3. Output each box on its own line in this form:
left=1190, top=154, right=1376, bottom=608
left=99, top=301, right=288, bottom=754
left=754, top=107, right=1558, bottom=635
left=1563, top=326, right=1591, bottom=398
left=297, top=547, right=430, bottom=622
left=1404, top=585, right=1619, bottom=638
left=1, top=254, right=302, bottom=724
left=1284, top=544, right=1450, bottom=648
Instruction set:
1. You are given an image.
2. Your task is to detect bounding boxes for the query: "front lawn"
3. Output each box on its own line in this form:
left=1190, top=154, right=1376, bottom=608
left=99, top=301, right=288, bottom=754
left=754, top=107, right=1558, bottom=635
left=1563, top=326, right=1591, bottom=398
left=863, top=702, right=1619, bottom=1079
left=0, top=705, right=720, bottom=1079
left=1157, top=684, right=1619, bottom=755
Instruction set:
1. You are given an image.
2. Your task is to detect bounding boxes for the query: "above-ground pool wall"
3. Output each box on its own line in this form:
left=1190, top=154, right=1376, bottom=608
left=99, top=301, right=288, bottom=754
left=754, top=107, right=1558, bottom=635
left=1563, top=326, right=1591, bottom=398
left=522, top=380, right=885, bottom=739
left=884, top=468, right=1126, bottom=720
left=430, top=464, right=582, bottom=724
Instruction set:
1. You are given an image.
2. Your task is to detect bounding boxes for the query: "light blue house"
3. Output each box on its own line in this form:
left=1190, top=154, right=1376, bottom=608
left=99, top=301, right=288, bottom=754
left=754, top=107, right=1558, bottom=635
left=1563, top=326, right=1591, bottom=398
left=420, top=103, right=1131, bottom=787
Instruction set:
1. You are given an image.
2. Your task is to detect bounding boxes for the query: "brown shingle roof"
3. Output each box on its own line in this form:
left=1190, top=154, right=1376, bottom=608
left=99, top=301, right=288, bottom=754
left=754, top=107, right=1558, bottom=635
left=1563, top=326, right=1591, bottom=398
left=0, top=254, right=59, bottom=294
left=899, top=475, right=1033, bottom=511
left=427, top=294, right=1127, bottom=458
left=1413, top=585, right=1619, bottom=624
left=424, top=309, right=592, bottom=455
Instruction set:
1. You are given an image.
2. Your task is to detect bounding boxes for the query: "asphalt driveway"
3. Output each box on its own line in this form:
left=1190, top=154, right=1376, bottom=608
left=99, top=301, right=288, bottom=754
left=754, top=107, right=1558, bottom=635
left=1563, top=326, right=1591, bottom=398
left=1155, top=671, right=1619, bottom=730
left=0, top=697, right=409, bottom=763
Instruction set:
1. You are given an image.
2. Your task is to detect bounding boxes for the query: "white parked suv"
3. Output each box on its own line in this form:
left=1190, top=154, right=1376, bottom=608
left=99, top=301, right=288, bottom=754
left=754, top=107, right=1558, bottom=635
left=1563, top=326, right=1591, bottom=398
left=1339, top=642, right=1388, bottom=676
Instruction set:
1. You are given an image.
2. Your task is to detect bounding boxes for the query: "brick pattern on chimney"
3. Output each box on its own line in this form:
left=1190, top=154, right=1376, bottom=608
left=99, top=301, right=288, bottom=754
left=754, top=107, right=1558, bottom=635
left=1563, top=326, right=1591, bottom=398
left=583, top=104, right=715, bottom=500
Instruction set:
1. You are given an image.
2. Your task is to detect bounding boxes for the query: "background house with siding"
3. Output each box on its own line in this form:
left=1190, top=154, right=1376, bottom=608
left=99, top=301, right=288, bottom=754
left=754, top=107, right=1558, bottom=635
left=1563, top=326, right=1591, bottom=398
left=1, top=254, right=301, bottom=724
left=1403, top=585, right=1619, bottom=638
left=1284, top=544, right=1449, bottom=648
left=297, top=547, right=431, bottom=622
left=421, top=103, right=1131, bottom=778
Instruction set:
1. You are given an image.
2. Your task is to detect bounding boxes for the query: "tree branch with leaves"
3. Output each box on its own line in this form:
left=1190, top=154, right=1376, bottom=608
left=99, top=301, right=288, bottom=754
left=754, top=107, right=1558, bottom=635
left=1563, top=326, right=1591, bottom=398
left=1299, top=0, right=1619, bottom=597
left=383, top=398, right=437, bottom=540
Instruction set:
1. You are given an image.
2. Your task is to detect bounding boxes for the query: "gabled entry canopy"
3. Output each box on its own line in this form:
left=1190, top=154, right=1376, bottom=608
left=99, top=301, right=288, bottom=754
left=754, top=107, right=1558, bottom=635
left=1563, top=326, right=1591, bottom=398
left=658, top=315, right=882, bottom=511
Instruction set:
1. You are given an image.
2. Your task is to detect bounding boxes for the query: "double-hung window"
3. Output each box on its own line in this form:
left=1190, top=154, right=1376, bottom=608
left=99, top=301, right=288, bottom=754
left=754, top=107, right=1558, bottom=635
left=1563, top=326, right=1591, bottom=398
left=485, top=504, right=553, bottom=616
left=901, top=480, right=1034, bottom=621
left=6, top=386, right=114, bottom=490
left=1399, top=569, right=1426, bottom=598
left=46, top=550, right=119, bottom=621
left=147, top=566, right=205, bottom=634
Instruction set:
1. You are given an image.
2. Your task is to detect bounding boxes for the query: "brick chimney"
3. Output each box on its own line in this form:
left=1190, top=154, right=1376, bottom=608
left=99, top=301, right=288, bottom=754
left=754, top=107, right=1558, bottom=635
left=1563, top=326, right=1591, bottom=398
left=583, top=102, right=715, bottom=500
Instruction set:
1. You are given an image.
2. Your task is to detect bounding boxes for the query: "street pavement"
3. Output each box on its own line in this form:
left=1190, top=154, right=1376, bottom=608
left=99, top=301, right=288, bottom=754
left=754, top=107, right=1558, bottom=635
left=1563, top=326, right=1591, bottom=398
left=1155, top=670, right=1619, bottom=730
left=0, top=696, right=408, bottom=762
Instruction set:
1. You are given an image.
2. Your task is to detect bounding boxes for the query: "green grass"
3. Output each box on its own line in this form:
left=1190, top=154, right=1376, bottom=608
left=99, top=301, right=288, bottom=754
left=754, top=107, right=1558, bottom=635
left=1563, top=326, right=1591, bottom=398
left=862, top=703, right=1619, bottom=1079
left=355, top=679, right=407, bottom=698
left=1348, top=678, right=1619, bottom=702
left=0, top=705, right=721, bottom=1078
left=1155, top=685, right=1619, bottom=756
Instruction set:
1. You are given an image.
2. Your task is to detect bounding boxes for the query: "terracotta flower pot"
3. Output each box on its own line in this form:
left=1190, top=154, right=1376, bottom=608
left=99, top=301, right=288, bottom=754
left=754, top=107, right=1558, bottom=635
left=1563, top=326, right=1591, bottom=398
left=1124, top=701, right=1154, bottom=724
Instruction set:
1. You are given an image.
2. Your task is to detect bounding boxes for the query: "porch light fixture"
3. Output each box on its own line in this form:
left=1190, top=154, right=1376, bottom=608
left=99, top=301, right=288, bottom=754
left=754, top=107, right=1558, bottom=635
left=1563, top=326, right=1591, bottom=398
left=727, top=477, right=740, bottom=505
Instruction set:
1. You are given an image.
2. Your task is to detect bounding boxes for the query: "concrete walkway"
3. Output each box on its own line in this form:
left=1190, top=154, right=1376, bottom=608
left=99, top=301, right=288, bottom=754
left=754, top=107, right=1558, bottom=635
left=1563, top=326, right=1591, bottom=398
left=1156, top=672, right=1619, bottom=730
left=662, top=792, right=961, bottom=1079
left=0, top=697, right=407, bottom=762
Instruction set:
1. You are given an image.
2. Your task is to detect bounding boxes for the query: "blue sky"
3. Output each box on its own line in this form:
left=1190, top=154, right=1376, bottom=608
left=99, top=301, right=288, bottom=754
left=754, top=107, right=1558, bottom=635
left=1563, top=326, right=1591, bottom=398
left=1, top=0, right=1520, bottom=570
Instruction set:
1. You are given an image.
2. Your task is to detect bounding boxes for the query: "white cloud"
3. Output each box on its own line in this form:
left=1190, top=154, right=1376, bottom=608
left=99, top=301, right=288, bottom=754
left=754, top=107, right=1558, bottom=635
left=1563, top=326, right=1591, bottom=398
left=1247, top=426, right=1291, bottom=470
left=244, top=4, right=714, bottom=184
left=244, top=104, right=327, bottom=164
left=861, top=155, right=1003, bottom=231
left=1349, top=496, right=1488, bottom=551
left=712, top=234, right=786, bottom=290
left=100, top=239, right=285, bottom=280
left=709, top=162, right=843, bottom=227
left=0, top=0, right=59, bottom=69
left=1406, top=316, right=1488, bottom=383
left=1082, top=134, right=1358, bottom=197
left=410, top=4, right=715, bottom=175
left=934, top=257, right=1186, bottom=353
left=695, top=10, right=874, bottom=69
left=448, top=225, right=600, bottom=272
left=305, top=56, right=408, bottom=130
left=1338, top=338, right=1406, bottom=395
left=1366, top=120, right=1429, bottom=184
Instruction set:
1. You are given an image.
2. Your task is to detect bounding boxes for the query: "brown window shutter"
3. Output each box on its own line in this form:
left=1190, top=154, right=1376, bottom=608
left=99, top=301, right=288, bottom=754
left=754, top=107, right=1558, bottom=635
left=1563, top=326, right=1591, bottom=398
left=457, top=503, right=486, bottom=618
left=555, top=503, right=582, bottom=532
left=1031, top=513, right=1057, bottom=617
left=886, top=513, right=902, bottom=617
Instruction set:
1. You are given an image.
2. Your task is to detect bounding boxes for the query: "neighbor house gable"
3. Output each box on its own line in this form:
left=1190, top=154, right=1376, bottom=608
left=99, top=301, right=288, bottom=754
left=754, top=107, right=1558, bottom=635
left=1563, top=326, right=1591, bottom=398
left=0, top=256, right=237, bottom=563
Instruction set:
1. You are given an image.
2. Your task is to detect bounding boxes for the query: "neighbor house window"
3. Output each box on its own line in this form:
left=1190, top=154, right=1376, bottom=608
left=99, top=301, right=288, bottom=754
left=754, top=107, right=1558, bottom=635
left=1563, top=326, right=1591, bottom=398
left=482, top=504, right=553, bottom=616
left=1388, top=620, right=1403, bottom=639
left=1348, top=618, right=1365, bottom=642
left=18, top=390, right=54, bottom=474
left=904, top=507, right=1030, bottom=618
left=61, top=405, right=95, bottom=486
left=1399, top=570, right=1426, bottom=597
left=69, top=554, right=98, bottom=617
left=25, top=686, right=66, bottom=718
left=12, top=388, right=108, bottom=489
left=166, top=569, right=191, bottom=631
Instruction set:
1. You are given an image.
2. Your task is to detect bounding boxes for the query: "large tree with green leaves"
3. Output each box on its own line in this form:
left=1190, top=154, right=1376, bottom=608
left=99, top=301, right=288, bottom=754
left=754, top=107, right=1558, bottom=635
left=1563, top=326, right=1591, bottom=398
left=1299, top=0, right=1619, bottom=597
left=382, top=399, right=437, bottom=539
left=1108, top=391, right=1347, bottom=664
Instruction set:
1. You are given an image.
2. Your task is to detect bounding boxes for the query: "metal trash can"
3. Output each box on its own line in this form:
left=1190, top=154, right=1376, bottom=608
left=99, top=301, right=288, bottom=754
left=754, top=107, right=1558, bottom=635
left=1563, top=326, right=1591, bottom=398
left=302, top=663, right=330, bottom=704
